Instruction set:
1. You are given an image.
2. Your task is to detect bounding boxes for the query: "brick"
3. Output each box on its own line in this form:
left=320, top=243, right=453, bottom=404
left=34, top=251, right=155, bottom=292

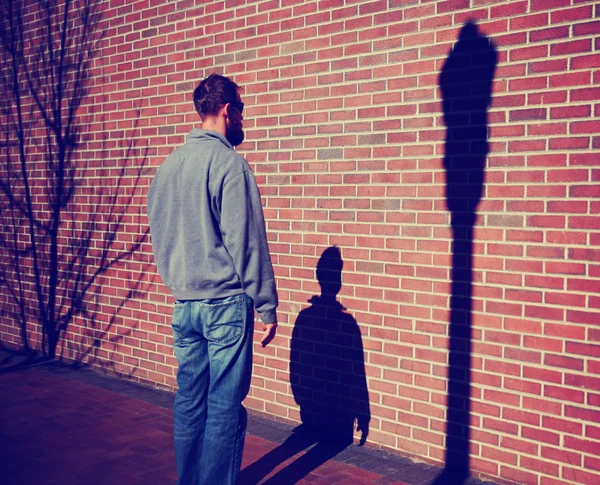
left=569, top=216, right=600, bottom=229
left=527, top=216, right=565, bottom=229
left=531, top=26, right=570, bottom=42
left=564, top=436, right=600, bottom=456
left=550, top=71, right=592, bottom=88
left=585, top=456, right=600, bottom=473
left=545, top=323, right=585, bottom=340
left=548, top=201, right=588, bottom=214
left=527, top=246, right=565, bottom=259
left=550, top=5, right=594, bottom=24
left=521, top=456, right=560, bottom=477
left=563, top=467, right=600, bottom=485
left=547, top=231, right=587, bottom=245
left=504, top=318, right=542, bottom=335
left=546, top=261, right=586, bottom=275
left=524, top=336, right=563, bottom=353
left=574, top=20, right=600, bottom=36
left=528, top=90, right=568, bottom=106
left=542, top=446, right=582, bottom=468
left=566, top=341, right=600, bottom=358
left=544, top=385, right=585, bottom=404
left=545, top=292, right=586, bottom=309
left=503, top=408, right=541, bottom=426
left=506, top=259, right=543, bottom=274
left=501, top=436, right=538, bottom=455
left=550, top=104, right=591, bottom=119
left=522, top=427, right=560, bottom=446
left=505, top=348, right=541, bottom=364
left=525, top=305, right=564, bottom=322
left=567, top=279, right=600, bottom=293
left=482, top=445, right=518, bottom=466
left=586, top=425, right=600, bottom=441
left=500, top=465, right=540, bottom=485
left=565, top=374, right=600, bottom=392
left=529, top=59, right=568, bottom=75
left=549, top=137, right=590, bottom=150
left=545, top=354, right=584, bottom=371
left=510, top=44, right=547, bottom=62
left=548, top=169, right=589, bottom=184
left=509, top=108, right=547, bottom=121
left=484, top=418, right=519, bottom=436
left=551, top=39, right=592, bottom=56
left=484, top=389, right=520, bottom=407
left=523, top=397, right=562, bottom=416
left=530, top=0, right=570, bottom=11
left=570, top=153, right=600, bottom=167
left=567, top=310, right=600, bottom=325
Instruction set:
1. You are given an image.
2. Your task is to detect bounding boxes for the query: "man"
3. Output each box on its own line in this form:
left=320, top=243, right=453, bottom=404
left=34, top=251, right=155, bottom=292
left=147, top=73, right=278, bottom=485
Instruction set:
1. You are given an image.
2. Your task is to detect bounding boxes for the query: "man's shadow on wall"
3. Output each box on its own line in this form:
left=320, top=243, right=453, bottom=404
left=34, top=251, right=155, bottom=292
left=432, top=21, right=497, bottom=485
left=240, top=246, right=370, bottom=484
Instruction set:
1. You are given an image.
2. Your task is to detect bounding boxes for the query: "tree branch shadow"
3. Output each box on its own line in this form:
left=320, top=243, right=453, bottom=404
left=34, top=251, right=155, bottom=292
left=0, top=0, right=151, bottom=373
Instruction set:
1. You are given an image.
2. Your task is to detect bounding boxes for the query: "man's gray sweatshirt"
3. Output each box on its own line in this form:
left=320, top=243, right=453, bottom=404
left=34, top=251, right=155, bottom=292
left=147, top=129, right=278, bottom=324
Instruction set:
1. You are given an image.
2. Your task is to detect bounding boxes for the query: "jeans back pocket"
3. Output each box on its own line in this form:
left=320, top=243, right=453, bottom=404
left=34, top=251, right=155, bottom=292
left=171, top=301, right=190, bottom=345
left=202, top=295, right=244, bottom=345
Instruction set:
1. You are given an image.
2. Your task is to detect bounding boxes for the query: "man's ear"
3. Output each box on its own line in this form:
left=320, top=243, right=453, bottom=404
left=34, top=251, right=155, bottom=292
left=220, top=103, right=231, bottom=120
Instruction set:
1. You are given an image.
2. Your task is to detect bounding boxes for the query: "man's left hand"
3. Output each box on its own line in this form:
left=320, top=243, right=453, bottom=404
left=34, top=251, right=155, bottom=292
left=260, top=322, right=277, bottom=347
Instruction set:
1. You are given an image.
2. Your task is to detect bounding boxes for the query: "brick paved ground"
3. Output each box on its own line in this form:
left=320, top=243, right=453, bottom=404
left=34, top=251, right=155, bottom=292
left=0, top=348, right=500, bottom=485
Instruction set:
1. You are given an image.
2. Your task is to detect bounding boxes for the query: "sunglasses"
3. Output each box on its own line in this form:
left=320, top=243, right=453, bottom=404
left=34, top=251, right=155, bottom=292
left=230, top=101, right=244, bottom=114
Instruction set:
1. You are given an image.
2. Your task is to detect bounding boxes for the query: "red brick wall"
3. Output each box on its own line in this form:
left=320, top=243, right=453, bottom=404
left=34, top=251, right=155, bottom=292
left=1, top=1, right=599, bottom=484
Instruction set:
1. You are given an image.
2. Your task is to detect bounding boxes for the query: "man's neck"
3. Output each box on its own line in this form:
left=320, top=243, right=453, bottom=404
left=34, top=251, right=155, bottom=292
left=201, top=117, right=226, bottom=138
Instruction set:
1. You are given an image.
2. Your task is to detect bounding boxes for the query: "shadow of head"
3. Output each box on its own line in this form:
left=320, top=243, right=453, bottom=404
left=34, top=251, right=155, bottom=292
left=316, top=246, right=343, bottom=300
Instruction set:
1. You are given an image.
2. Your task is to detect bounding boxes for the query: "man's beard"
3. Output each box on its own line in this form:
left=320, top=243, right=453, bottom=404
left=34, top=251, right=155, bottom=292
left=226, top=119, right=244, bottom=147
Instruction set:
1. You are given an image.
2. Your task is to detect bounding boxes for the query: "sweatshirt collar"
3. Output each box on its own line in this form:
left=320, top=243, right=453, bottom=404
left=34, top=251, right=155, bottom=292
left=187, top=128, right=233, bottom=150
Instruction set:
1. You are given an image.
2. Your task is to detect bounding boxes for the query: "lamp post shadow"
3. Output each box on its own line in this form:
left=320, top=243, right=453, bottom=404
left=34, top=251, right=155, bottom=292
left=432, top=21, right=497, bottom=485
left=240, top=246, right=370, bottom=485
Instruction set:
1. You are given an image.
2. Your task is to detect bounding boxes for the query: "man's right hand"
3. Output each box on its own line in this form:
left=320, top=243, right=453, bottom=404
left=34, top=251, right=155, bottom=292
left=260, top=322, right=277, bottom=347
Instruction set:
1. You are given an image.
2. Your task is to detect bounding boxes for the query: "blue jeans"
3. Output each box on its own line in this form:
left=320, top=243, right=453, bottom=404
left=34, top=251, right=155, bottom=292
left=171, top=293, right=254, bottom=485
